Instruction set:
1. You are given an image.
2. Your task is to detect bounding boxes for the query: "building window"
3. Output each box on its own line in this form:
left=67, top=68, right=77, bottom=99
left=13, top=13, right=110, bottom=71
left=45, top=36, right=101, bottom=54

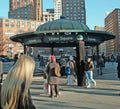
left=27, top=22, right=30, bottom=28
left=5, top=19, right=9, bottom=22
left=5, top=24, right=9, bottom=27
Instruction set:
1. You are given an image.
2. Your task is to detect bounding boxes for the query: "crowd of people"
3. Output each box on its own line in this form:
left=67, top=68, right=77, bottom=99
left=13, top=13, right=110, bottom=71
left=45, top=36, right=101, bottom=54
left=0, top=52, right=120, bottom=108
left=43, top=54, right=97, bottom=96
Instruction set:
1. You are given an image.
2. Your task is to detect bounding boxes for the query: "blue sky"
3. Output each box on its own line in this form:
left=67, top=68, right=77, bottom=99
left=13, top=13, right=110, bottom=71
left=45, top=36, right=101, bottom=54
left=0, top=0, right=120, bottom=29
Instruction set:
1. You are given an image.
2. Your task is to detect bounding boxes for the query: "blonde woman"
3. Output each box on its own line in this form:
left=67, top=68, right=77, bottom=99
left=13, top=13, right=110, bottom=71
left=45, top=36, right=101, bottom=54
left=0, top=55, right=36, bottom=109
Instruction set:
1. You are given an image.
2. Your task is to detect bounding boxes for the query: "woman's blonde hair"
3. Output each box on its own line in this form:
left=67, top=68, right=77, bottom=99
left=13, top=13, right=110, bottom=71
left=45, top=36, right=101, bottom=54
left=1, top=55, right=35, bottom=109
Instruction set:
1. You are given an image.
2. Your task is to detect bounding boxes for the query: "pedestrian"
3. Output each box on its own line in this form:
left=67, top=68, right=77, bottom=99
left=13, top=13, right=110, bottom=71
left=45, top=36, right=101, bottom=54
left=46, top=55, right=61, bottom=98
left=85, top=57, right=96, bottom=88
left=0, top=55, right=36, bottom=109
left=98, top=57, right=105, bottom=75
left=66, top=56, right=76, bottom=85
left=60, top=54, right=67, bottom=76
left=117, top=61, right=120, bottom=80
left=102, top=52, right=106, bottom=67
left=43, top=71, right=50, bottom=94
left=0, top=73, right=3, bottom=89
left=43, top=58, right=51, bottom=95
left=13, top=53, right=19, bottom=65
left=111, top=54, right=115, bottom=65
left=92, top=52, right=97, bottom=68
left=0, top=61, right=3, bottom=88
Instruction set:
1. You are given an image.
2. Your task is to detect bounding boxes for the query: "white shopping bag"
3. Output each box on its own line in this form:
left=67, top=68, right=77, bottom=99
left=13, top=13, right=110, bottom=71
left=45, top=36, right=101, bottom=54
left=43, top=79, right=50, bottom=94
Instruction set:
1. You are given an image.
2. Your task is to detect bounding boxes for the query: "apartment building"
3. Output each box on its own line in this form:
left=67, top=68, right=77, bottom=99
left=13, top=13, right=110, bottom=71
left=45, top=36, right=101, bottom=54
left=8, top=0, right=43, bottom=21
left=43, top=9, right=54, bottom=23
left=105, top=8, right=120, bottom=56
left=62, top=0, right=86, bottom=24
left=94, top=26, right=106, bottom=55
left=0, top=18, right=42, bottom=57
left=54, top=0, right=86, bottom=24
left=54, top=0, right=62, bottom=20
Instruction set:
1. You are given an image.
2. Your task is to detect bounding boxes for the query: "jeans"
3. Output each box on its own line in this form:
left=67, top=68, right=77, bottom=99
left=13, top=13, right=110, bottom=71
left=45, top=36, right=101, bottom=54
left=99, top=67, right=104, bottom=75
left=85, top=71, right=96, bottom=87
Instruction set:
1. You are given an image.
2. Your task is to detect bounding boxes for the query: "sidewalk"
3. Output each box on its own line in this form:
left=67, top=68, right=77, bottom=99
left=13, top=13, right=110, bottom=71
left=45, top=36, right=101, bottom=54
left=31, top=62, right=120, bottom=109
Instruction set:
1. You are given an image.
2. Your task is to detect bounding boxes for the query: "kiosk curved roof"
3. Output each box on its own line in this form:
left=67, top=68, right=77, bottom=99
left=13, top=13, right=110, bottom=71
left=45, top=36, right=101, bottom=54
left=10, top=17, right=115, bottom=46
left=36, top=17, right=90, bottom=32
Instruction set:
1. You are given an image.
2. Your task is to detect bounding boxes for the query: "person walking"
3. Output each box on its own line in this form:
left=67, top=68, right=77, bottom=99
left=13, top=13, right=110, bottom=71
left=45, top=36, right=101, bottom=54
left=13, top=53, right=19, bottom=65
left=98, top=57, right=105, bottom=75
left=66, top=56, right=76, bottom=85
left=0, top=73, right=3, bottom=90
left=43, top=58, right=51, bottom=95
left=0, top=61, right=3, bottom=90
left=117, top=54, right=120, bottom=80
left=117, top=61, right=120, bottom=80
left=0, top=55, right=36, bottom=109
left=85, top=58, right=96, bottom=88
left=46, top=55, right=61, bottom=98
left=60, top=54, right=67, bottom=76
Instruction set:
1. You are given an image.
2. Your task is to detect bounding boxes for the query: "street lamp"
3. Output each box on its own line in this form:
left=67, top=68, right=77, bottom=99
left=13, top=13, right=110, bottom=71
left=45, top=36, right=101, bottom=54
left=77, top=34, right=83, bottom=41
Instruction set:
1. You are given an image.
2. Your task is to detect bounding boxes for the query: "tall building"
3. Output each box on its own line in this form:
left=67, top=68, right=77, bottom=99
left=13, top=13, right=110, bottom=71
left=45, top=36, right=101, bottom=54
left=94, top=26, right=106, bottom=55
left=105, top=8, right=120, bottom=56
left=54, top=0, right=86, bottom=24
left=54, top=0, right=62, bottom=20
left=8, top=0, right=43, bottom=21
left=61, top=0, right=86, bottom=24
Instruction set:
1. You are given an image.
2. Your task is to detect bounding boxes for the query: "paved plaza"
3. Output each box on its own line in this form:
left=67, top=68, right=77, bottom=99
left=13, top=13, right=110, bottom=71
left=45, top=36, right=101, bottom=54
left=30, top=62, right=120, bottom=109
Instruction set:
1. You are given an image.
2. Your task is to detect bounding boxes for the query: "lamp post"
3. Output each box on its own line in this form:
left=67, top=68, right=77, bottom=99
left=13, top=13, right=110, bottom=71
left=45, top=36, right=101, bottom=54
left=76, top=34, right=85, bottom=86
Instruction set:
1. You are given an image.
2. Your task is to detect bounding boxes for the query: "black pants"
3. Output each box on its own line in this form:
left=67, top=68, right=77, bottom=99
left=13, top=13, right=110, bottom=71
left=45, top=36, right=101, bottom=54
left=117, top=71, right=120, bottom=78
left=50, top=84, right=59, bottom=97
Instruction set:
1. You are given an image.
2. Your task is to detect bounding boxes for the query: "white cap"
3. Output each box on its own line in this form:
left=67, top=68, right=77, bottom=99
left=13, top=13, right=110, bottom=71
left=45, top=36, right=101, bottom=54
left=69, top=56, right=73, bottom=60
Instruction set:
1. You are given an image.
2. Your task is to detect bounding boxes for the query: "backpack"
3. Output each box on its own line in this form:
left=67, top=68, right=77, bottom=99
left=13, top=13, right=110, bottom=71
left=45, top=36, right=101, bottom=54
left=65, top=66, right=71, bottom=75
left=66, top=60, right=76, bottom=75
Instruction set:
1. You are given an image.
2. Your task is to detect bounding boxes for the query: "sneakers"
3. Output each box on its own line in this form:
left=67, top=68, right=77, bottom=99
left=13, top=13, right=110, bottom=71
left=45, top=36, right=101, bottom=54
left=94, top=82, right=96, bottom=86
left=86, top=82, right=96, bottom=88
left=86, top=85, right=90, bottom=88
left=49, top=95, right=53, bottom=98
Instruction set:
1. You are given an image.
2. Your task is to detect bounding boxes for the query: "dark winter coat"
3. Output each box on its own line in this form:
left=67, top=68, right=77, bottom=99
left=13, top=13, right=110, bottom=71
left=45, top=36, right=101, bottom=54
left=117, top=62, right=120, bottom=78
left=46, top=62, right=60, bottom=85
left=98, top=58, right=105, bottom=67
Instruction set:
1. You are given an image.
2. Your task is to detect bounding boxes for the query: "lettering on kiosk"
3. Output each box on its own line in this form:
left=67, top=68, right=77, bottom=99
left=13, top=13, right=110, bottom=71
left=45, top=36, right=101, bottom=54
left=48, top=36, right=74, bottom=41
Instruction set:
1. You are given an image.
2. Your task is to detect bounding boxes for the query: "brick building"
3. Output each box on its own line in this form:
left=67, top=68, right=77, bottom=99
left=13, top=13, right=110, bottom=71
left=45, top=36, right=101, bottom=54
left=0, top=18, right=42, bottom=57
left=105, top=8, right=120, bottom=56
left=8, top=0, right=43, bottom=21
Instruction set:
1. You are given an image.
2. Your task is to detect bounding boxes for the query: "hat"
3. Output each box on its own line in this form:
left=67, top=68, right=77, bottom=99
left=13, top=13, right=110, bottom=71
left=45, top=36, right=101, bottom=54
left=50, top=55, right=56, bottom=61
left=69, top=56, right=73, bottom=60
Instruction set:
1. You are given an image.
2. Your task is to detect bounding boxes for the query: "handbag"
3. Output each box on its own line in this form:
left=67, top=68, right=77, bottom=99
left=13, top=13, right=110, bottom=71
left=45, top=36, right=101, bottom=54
left=55, top=64, right=61, bottom=77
